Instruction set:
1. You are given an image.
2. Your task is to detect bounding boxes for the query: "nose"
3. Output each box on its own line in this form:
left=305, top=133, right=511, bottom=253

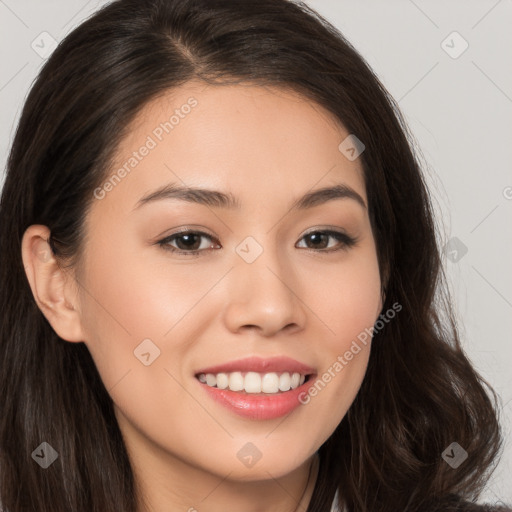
left=222, top=244, right=307, bottom=337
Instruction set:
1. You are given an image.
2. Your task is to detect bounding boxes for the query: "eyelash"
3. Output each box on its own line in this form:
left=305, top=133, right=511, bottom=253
left=156, top=228, right=358, bottom=256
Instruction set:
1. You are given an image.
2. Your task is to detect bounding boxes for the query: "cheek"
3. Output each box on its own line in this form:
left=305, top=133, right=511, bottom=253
left=79, top=234, right=195, bottom=337
left=76, top=237, right=178, bottom=386
left=313, top=248, right=382, bottom=352
left=76, top=234, right=227, bottom=393
left=300, top=244, right=381, bottom=413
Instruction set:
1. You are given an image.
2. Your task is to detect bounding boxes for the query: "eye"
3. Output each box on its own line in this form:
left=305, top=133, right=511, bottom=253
left=157, top=230, right=221, bottom=255
left=296, top=230, right=357, bottom=252
left=156, top=228, right=357, bottom=256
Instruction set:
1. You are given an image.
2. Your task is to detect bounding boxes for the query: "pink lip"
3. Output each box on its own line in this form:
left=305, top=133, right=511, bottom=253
left=199, top=380, right=316, bottom=420
left=195, top=356, right=317, bottom=420
left=195, top=356, right=315, bottom=376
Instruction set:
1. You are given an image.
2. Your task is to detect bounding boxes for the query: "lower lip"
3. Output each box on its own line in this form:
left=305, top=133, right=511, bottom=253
left=198, top=377, right=316, bottom=420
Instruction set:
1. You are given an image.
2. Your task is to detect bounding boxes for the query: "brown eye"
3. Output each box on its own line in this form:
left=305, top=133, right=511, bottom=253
left=296, top=230, right=357, bottom=252
left=303, top=232, right=330, bottom=249
left=173, top=233, right=203, bottom=251
left=157, top=231, right=220, bottom=254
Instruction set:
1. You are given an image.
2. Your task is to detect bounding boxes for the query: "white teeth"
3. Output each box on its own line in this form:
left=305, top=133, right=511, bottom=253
left=279, top=372, right=291, bottom=391
left=261, top=372, right=279, bottom=393
left=216, top=372, right=229, bottom=389
left=229, top=371, right=244, bottom=392
left=197, top=371, right=308, bottom=394
left=245, top=372, right=261, bottom=393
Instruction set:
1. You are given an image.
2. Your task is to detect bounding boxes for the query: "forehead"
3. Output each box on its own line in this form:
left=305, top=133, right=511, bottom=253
left=92, top=81, right=367, bottom=216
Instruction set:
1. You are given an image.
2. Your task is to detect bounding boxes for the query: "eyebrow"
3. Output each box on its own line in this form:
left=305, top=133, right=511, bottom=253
left=132, top=182, right=367, bottom=212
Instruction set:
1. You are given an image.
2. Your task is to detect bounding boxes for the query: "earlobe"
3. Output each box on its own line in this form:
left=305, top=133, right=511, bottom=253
left=21, top=225, right=84, bottom=343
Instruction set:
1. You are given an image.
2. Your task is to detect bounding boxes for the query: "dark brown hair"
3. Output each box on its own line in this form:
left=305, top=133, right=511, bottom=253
left=0, top=0, right=506, bottom=511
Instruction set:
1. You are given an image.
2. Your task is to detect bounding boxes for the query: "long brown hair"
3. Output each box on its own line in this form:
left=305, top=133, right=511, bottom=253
left=0, top=1, right=505, bottom=510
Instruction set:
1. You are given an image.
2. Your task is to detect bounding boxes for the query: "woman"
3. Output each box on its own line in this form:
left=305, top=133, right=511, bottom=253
left=0, top=0, right=509, bottom=511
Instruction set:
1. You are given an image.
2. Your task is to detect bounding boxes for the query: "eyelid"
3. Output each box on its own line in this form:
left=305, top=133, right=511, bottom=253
left=161, top=225, right=214, bottom=236
left=300, top=225, right=350, bottom=237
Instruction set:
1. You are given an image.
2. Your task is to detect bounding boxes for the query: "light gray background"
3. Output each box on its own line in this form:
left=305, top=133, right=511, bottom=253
left=1, top=0, right=511, bottom=505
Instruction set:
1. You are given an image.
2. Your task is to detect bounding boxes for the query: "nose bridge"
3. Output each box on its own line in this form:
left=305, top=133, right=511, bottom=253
left=237, top=235, right=294, bottom=303
left=223, top=234, right=306, bottom=335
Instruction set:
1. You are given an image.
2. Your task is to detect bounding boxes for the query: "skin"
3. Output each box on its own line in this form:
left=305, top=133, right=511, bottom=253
left=22, top=82, right=383, bottom=512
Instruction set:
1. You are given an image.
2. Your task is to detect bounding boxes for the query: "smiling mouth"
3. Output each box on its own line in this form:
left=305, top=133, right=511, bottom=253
left=196, top=371, right=312, bottom=394
left=195, top=357, right=317, bottom=419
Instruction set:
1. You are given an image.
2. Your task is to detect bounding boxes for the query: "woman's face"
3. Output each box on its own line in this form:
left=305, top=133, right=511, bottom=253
left=67, top=83, right=382, bottom=481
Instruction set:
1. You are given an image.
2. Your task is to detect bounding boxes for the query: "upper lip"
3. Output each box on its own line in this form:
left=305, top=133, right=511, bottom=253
left=195, top=356, right=316, bottom=376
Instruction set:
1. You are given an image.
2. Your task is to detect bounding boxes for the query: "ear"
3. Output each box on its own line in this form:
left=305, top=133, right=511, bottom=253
left=21, top=224, right=85, bottom=343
